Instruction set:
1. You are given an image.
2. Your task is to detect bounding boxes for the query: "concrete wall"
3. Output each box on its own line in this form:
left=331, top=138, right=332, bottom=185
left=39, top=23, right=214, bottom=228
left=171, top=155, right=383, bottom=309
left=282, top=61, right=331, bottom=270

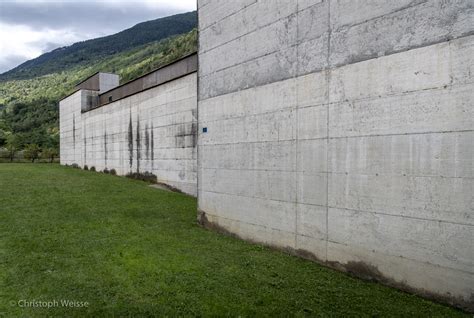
left=197, top=0, right=474, bottom=310
left=60, top=73, right=198, bottom=196
left=75, top=72, right=119, bottom=93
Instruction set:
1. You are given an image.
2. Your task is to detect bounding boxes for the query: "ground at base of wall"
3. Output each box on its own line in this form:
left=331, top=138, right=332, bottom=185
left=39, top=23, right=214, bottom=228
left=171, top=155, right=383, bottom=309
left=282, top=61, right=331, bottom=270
left=0, top=164, right=469, bottom=317
left=198, top=210, right=473, bottom=313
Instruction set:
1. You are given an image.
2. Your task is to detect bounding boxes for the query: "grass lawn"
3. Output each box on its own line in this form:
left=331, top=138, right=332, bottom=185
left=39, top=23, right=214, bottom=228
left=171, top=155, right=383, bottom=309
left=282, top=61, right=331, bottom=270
left=0, top=164, right=468, bottom=317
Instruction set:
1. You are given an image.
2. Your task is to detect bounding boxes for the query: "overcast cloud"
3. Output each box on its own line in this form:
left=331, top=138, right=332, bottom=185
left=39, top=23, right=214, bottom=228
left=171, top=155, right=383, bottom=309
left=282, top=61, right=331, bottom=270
left=0, top=0, right=196, bottom=74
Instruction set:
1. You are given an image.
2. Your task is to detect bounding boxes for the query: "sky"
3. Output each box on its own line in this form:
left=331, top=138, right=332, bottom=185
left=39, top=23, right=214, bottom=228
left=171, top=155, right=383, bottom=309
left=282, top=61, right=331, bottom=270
left=0, top=0, right=196, bottom=74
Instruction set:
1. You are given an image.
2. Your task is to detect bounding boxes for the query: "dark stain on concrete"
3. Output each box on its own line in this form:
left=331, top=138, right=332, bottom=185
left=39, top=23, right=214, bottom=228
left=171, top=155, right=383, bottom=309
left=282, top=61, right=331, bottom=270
left=191, top=109, right=197, bottom=147
left=136, top=116, right=141, bottom=173
left=128, top=112, right=133, bottom=169
left=151, top=125, right=154, bottom=171
left=175, top=119, right=197, bottom=149
left=72, top=114, right=76, bottom=148
left=197, top=210, right=474, bottom=313
left=83, top=132, right=87, bottom=165
left=104, top=131, right=108, bottom=166
left=175, top=124, right=186, bottom=148
left=145, top=124, right=150, bottom=160
left=191, top=122, right=197, bottom=148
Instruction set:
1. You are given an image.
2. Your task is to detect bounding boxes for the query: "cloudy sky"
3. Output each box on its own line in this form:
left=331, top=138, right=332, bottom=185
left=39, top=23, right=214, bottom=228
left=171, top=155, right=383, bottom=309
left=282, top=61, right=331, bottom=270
left=0, top=0, right=196, bottom=74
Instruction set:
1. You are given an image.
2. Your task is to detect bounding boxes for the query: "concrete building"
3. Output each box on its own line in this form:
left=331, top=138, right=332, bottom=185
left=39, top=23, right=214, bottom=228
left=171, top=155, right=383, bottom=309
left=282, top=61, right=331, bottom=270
left=60, top=53, right=198, bottom=196
left=196, top=0, right=473, bottom=311
left=60, top=1, right=473, bottom=311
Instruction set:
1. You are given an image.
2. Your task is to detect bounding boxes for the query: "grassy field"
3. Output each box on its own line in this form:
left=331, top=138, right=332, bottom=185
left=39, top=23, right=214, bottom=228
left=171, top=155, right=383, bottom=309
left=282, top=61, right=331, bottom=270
left=0, top=164, right=468, bottom=317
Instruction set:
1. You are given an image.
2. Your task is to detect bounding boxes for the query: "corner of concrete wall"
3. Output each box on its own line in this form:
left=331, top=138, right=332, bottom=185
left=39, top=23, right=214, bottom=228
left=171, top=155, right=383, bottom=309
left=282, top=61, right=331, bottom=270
left=59, top=90, right=84, bottom=167
left=99, top=73, right=120, bottom=93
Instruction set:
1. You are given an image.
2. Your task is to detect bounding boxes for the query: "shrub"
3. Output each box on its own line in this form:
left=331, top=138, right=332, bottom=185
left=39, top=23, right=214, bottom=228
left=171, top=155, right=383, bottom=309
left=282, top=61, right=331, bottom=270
left=90, top=166, right=96, bottom=172
left=103, top=168, right=109, bottom=174
left=125, top=171, right=157, bottom=183
left=83, top=165, right=89, bottom=170
left=23, top=144, right=41, bottom=163
left=71, top=163, right=79, bottom=169
left=110, top=169, right=117, bottom=175
left=41, top=147, right=58, bottom=163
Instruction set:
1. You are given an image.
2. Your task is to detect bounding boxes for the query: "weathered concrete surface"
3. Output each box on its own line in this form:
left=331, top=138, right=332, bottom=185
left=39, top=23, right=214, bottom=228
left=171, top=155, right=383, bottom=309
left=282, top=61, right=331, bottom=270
left=198, top=0, right=474, bottom=310
left=60, top=72, right=197, bottom=196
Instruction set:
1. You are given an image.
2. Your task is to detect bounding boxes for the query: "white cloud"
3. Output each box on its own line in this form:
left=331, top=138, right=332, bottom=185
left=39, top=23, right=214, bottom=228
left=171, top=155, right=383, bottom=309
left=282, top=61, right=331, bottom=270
left=0, top=0, right=197, bottom=73
left=98, top=0, right=196, bottom=10
left=0, top=22, right=90, bottom=72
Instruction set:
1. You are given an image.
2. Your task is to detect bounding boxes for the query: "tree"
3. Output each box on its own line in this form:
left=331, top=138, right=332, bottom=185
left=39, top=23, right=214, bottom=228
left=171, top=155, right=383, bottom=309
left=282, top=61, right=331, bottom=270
left=0, top=129, right=6, bottom=147
left=42, top=147, right=59, bottom=163
left=23, top=144, right=41, bottom=163
left=5, top=134, right=19, bottom=162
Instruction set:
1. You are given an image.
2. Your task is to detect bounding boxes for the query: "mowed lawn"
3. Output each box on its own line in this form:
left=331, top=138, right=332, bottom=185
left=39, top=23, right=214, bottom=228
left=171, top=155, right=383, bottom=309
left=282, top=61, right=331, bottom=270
left=0, top=164, right=468, bottom=317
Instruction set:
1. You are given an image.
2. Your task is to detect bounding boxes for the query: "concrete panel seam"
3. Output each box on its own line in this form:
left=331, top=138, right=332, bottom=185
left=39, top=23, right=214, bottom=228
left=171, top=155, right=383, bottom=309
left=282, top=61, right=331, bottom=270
left=200, top=33, right=474, bottom=101
left=199, top=0, right=258, bottom=33
left=199, top=129, right=474, bottom=146
left=328, top=206, right=474, bottom=228
left=201, top=189, right=327, bottom=208
left=325, top=0, right=332, bottom=264
left=331, top=0, right=427, bottom=31
left=294, top=0, right=299, bottom=249
left=200, top=1, right=329, bottom=54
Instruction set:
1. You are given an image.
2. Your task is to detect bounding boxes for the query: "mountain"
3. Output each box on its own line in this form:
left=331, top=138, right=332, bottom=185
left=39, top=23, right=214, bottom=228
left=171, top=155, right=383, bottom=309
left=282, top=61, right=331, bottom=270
left=0, top=12, right=197, bottom=153
left=0, top=11, right=197, bottom=82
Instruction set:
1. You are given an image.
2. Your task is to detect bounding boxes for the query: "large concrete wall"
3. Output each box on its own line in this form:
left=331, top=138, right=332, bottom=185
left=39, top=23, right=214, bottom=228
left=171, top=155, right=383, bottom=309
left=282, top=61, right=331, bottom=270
left=60, top=72, right=198, bottom=196
left=197, top=0, right=474, bottom=310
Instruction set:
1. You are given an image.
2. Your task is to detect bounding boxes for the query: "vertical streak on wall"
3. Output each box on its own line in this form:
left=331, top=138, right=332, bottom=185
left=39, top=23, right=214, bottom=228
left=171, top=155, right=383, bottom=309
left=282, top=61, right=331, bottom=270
left=151, top=125, right=154, bottom=171
left=72, top=114, right=76, bottom=148
left=104, top=130, right=108, bottom=168
left=325, top=0, right=332, bottom=263
left=136, top=116, right=141, bottom=173
left=83, top=129, right=87, bottom=167
left=128, top=110, right=133, bottom=170
left=293, top=0, right=300, bottom=250
left=145, top=124, right=150, bottom=160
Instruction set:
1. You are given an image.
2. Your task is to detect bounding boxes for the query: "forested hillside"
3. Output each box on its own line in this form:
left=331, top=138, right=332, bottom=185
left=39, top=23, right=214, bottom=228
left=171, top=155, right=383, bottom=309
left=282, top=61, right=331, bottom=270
left=0, top=12, right=197, bottom=156
left=0, top=11, right=197, bottom=81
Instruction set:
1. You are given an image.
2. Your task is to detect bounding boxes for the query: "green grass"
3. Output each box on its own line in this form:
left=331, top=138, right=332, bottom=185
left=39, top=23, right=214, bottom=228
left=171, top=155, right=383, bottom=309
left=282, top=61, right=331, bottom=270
left=0, top=164, right=468, bottom=317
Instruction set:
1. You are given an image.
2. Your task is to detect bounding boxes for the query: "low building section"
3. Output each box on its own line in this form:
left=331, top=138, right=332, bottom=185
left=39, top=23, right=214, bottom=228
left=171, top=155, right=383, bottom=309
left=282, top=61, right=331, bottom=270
left=59, top=53, right=198, bottom=196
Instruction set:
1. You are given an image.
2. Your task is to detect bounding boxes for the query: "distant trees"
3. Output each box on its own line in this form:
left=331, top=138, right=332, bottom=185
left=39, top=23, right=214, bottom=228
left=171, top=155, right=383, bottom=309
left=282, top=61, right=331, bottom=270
left=0, top=26, right=197, bottom=159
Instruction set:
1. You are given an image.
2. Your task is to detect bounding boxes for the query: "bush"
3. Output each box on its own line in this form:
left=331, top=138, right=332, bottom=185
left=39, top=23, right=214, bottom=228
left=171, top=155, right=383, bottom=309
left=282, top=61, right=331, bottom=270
left=71, top=163, right=79, bottom=169
left=103, top=168, right=109, bottom=174
left=23, top=144, right=41, bottom=163
left=125, top=171, right=157, bottom=183
left=83, top=165, right=89, bottom=170
left=41, top=147, right=58, bottom=163
left=90, top=166, right=96, bottom=172
left=110, top=169, right=117, bottom=175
